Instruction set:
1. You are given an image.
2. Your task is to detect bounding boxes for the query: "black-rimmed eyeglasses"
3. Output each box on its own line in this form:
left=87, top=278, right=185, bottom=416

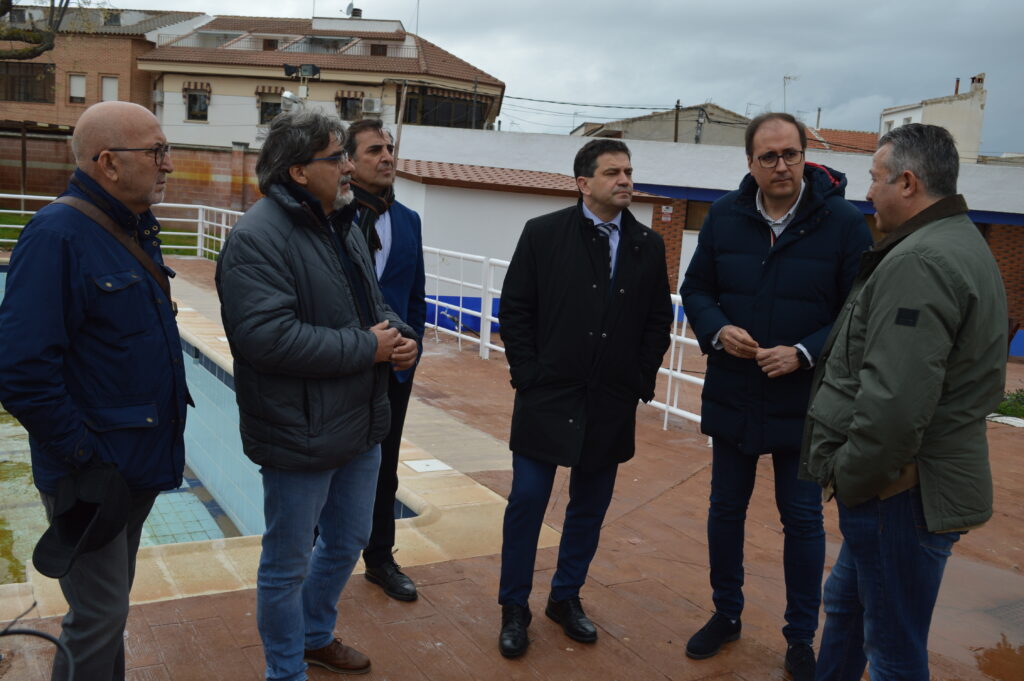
left=309, top=152, right=349, bottom=166
left=756, top=149, right=804, bottom=169
left=92, top=143, right=172, bottom=167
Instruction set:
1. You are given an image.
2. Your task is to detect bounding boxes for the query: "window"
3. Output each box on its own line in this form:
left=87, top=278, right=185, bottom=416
left=903, top=117, right=912, bottom=125
left=103, top=11, right=121, bottom=26
left=884, top=120, right=893, bottom=133
left=10, top=9, right=26, bottom=23
left=259, top=95, right=281, bottom=124
left=403, top=87, right=490, bottom=129
left=370, top=43, right=388, bottom=56
left=337, top=97, right=362, bottom=120
left=69, top=73, right=86, bottom=103
left=186, top=91, right=209, bottom=121
left=101, top=76, right=118, bottom=102
left=0, top=62, right=55, bottom=103
left=262, top=39, right=279, bottom=51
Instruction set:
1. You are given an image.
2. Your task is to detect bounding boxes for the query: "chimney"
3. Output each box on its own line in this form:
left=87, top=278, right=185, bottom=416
left=970, top=73, right=985, bottom=92
left=351, top=7, right=362, bottom=18
left=954, top=78, right=960, bottom=95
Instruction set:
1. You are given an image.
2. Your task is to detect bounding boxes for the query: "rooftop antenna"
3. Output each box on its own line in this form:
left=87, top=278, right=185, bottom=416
left=783, top=74, right=799, bottom=113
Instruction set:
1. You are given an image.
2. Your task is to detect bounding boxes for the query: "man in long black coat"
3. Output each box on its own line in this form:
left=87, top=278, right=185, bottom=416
left=496, top=139, right=673, bottom=658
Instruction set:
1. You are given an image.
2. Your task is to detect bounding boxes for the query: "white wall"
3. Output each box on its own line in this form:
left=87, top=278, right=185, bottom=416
left=395, top=125, right=1024, bottom=214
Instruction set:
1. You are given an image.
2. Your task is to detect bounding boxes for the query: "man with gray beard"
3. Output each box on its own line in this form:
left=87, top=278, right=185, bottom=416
left=216, top=109, right=418, bottom=680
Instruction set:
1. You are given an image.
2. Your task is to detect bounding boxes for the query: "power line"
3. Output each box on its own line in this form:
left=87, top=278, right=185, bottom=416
left=504, top=94, right=673, bottom=110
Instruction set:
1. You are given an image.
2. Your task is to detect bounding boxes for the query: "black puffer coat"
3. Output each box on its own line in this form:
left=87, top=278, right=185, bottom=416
left=216, top=184, right=416, bottom=471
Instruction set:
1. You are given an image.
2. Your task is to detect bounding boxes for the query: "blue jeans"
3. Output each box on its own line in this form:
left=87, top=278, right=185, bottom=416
left=707, top=442, right=825, bottom=643
left=256, top=446, right=380, bottom=681
left=816, top=488, right=961, bottom=681
left=499, top=454, right=618, bottom=606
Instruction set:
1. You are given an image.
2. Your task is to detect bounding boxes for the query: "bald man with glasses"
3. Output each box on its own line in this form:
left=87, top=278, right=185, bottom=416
left=0, top=101, right=189, bottom=681
left=679, top=113, right=872, bottom=680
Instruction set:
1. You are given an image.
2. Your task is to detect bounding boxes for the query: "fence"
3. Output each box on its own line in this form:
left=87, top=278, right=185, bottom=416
left=0, top=195, right=703, bottom=428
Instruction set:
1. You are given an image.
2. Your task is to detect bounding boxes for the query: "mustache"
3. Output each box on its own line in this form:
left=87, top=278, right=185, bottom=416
left=339, top=175, right=351, bottom=184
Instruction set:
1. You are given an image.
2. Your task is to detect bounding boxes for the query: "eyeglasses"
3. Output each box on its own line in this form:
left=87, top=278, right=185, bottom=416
left=92, top=144, right=172, bottom=167
left=756, top=149, right=804, bottom=169
left=309, top=152, right=350, bottom=166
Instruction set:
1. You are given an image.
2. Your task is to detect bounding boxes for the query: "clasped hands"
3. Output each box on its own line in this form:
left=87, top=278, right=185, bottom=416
left=370, top=320, right=417, bottom=370
left=719, top=324, right=799, bottom=378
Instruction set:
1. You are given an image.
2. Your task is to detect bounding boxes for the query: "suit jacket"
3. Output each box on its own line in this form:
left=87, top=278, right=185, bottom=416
left=374, top=200, right=426, bottom=383
left=500, top=200, right=673, bottom=470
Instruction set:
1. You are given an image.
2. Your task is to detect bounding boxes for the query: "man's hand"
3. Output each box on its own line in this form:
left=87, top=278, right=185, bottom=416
left=719, top=325, right=759, bottom=359
left=370, top=321, right=400, bottom=363
left=756, top=345, right=800, bottom=378
left=390, top=337, right=418, bottom=370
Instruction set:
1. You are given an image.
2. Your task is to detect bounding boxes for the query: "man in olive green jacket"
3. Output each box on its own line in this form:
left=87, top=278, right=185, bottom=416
left=800, top=124, right=1007, bottom=681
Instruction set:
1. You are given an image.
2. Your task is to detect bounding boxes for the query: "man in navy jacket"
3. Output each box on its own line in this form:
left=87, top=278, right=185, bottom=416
left=679, top=113, right=872, bottom=680
left=344, top=119, right=427, bottom=602
left=0, top=101, right=189, bottom=681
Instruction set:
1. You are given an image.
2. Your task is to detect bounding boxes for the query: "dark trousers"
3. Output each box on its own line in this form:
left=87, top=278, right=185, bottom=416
left=362, top=369, right=415, bottom=568
left=707, top=441, right=825, bottom=643
left=498, top=454, right=618, bottom=606
left=41, top=490, right=156, bottom=681
left=816, top=488, right=960, bottom=681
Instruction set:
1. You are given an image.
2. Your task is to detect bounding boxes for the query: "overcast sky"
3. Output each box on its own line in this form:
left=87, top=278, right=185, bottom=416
left=155, top=0, right=1022, bottom=154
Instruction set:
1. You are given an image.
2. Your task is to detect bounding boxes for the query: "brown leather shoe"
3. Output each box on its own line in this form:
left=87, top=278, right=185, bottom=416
left=303, top=638, right=371, bottom=675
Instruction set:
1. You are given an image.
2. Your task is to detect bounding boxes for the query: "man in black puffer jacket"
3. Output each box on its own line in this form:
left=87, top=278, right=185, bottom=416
left=216, top=110, right=418, bottom=681
left=679, top=113, right=873, bottom=680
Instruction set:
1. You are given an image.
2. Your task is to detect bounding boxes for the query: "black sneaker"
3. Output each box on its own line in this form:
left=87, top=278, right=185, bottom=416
left=784, top=642, right=816, bottom=681
left=685, top=612, right=741, bottom=659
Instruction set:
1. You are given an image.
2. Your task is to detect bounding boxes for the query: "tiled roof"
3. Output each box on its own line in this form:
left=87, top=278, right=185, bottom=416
left=198, top=16, right=406, bottom=41
left=396, top=159, right=660, bottom=202
left=139, top=28, right=502, bottom=89
left=12, top=6, right=203, bottom=36
left=806, top=127, right=878, bottom=154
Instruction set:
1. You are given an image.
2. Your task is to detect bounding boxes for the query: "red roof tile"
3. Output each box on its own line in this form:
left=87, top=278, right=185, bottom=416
left=396, top=159, right=659, bottom=202
left=806, top=127, right=878, bottom=154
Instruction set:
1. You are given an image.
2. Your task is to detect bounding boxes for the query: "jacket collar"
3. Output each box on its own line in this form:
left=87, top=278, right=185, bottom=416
left=873, top=194, right=969, bottom=251
left=68, top=169, right=159, bottom=234
left=575, top=198, right=644, bottom=242
left=268, top=182, right=358, bottom=230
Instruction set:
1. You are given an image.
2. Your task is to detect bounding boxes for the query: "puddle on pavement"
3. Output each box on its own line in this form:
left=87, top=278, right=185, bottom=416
left=0, top=409, right=42, bottom=584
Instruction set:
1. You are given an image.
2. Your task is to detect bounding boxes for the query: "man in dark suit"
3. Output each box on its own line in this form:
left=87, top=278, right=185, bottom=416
left=345, top=118, right=427, bottom=602
left=496, top=138, right=673, bottom=658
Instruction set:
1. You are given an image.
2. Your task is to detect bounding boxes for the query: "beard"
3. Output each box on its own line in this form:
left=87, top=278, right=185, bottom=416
left=332, top=174, right=354, bottom=211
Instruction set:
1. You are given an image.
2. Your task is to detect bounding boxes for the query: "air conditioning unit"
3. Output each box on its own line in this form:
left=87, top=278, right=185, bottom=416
left=362, top=97, right=382, bottom=114
left=152, top=90, right=164, bottom=104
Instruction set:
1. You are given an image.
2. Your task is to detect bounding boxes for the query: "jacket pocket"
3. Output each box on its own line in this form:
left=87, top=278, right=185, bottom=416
left=81, top=403, right=159, bottom=431
left=91, top=270, right=149, bottom=337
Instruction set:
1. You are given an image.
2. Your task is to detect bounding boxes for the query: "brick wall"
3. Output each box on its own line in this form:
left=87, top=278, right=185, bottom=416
left=2, top=33, right=149, bottom=126
left=986, top=224, right=1024, bottom=330
left=649, top=198, right=687, bottom=292
left=0, top=134, right=260, bottom=211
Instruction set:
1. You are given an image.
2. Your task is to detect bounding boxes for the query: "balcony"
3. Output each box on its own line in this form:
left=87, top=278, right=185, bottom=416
left=156, top=33, right=418, bottom=58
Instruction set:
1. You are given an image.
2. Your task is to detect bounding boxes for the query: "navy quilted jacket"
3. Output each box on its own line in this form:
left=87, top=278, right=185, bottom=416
left=680, top=163, right=873, bottom=455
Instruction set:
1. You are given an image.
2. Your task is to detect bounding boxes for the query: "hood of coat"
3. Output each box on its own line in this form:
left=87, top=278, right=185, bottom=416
left=735, top=162, right=849, bottom=216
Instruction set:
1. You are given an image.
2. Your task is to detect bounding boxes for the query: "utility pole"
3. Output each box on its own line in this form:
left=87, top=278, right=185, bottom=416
left=816, top=107, right=821, bottom=128
left=471, top=77, right=478, bottom=129
left=673, top=99, right=681, bottom=143
left=694, top=107, right=706, bottom=144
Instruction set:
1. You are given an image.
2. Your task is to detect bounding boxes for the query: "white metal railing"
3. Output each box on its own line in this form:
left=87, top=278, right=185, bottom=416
left=0, top=194, right=242, bottom=255
left=1, top=194, right=703, bottom=428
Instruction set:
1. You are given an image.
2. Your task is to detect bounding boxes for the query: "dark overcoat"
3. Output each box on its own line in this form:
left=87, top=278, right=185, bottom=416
left=679, top=163, right=873, bottom=456
left=499, top=200, right=672, bottom=470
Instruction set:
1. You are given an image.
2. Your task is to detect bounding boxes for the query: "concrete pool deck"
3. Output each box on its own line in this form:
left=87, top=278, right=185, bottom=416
left=0, top=255, right=1021, bottom=680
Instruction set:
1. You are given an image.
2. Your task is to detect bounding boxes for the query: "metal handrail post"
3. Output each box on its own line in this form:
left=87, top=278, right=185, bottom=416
left=196, top=206, right=206, bottom=257
left=479, top=258, right=492, bottom=360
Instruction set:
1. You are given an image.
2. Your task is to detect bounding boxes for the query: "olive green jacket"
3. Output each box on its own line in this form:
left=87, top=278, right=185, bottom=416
left=800, top=196, right=1008, bottom=532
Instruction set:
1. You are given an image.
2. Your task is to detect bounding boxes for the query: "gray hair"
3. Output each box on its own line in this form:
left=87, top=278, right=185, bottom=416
left=256, top=109, right=346, bottom=194
left=877, top=123, right=959, bottom=198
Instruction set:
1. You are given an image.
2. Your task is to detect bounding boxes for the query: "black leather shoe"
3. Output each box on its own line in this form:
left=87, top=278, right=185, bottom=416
left=499, top=603, right=531, bottom=658
left=545, top=595, right=597, bottom=643
left=364, top=560, right=418, bottom=601
left=685, top=612, right=741, bottom=659
left=784, top=642, right=816, bottom=681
